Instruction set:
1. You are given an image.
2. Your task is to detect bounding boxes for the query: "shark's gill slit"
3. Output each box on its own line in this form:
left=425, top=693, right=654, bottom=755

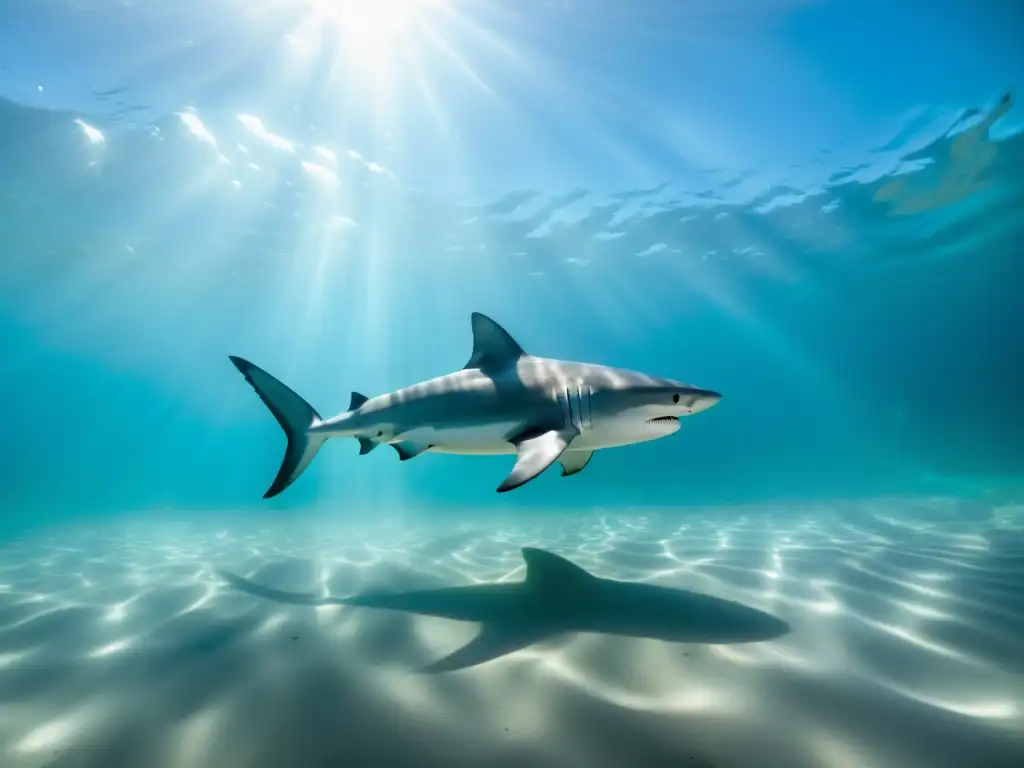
left=563, top=387, right=570, bottom=430
left=567, top=386, right=582, bottom=432
left=576, top=385, right=586, bottom=431
left=558, top=387, right=572, bottom=432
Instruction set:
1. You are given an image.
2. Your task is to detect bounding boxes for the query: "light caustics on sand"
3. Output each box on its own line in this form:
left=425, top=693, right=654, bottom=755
left=1, top=501, right=1023, bottom=767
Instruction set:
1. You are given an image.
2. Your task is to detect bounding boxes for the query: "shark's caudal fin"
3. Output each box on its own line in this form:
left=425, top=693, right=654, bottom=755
left=218, top=569, right=342, bottom=605
left=229, top=356, right=327, bottom=498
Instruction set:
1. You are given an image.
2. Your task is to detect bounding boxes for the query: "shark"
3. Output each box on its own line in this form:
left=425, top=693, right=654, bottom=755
left=229, top=312, right=721, bottom=497
left=218, top=546, right=791, bottom=673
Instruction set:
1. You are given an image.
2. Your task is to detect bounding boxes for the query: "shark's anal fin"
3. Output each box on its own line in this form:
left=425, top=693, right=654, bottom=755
left=391, top=441, right=432, bottom=461
left=497, top=427, right=577, bottom=493
left=463, top=312, right=527, bottom=373
left=420, top=624, right=550, bottom=674
left=558, top=450, right=593, bottom=477
left=349, top=391, right=369, bottom=410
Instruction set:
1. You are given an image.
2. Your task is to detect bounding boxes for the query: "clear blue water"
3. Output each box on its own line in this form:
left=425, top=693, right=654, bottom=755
left=1, top=2, right=1022, bottom=766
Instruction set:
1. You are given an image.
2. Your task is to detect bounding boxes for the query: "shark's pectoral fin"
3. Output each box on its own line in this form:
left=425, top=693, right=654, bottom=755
left=391, top=441, right=432, bottom=461
left=357, top=436, right=381, bottom=455
left=558, top=450, right=593, bottom=477
left=497, top=427, right=577, bottom=493
left=420, top=624, right=551, bottom=674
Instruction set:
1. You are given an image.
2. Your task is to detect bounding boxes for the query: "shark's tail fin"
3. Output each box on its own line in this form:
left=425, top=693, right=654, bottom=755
left=229, top=356, right=327, bottom=498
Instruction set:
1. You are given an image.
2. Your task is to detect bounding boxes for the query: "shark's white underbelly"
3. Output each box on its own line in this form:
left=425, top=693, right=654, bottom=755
left=399, top=423, right=520, bottom=456
left=396, top=421, right=667, bottom=456
left=570, top=424, right=673, bottom=450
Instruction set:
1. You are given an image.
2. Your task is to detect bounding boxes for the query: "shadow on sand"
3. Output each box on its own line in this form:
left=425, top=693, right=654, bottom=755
left=219, top=546, right=791, bottom=673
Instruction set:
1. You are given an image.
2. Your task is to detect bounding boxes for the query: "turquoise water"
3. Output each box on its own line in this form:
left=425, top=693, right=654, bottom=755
left=1, top=2, right=1023, bottom=767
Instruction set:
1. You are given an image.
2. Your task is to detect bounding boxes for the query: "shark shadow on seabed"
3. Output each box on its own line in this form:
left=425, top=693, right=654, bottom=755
left=218, top=547, right=791, bottom=673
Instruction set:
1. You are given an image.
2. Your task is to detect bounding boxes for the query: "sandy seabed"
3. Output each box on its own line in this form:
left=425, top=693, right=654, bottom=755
left=1, top=499, right=1022, bottom=768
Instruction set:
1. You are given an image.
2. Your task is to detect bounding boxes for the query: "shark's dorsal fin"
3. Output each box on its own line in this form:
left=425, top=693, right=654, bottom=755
left=464, top=312, right=526, bottom=372
left=522, top=548, right=593, bottom=586
left=349, top=391, right=369, bottom=411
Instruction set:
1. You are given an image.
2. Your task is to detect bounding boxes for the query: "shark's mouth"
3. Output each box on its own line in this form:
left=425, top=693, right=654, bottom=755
left=646, top=416, right=679, bottom=425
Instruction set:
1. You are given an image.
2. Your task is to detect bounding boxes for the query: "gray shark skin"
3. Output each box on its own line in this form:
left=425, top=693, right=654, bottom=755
left=218, top=547, right=790, bottom=673
left=229, top=312, right=721, bottom=497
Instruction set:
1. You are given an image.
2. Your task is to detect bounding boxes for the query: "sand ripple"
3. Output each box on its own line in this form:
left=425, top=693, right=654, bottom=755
left=1, top=500, right=1022, bottom=767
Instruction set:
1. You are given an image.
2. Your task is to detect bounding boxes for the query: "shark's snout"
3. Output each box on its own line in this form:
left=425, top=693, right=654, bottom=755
left=729, top=607, right=790, bottom=642
left=687, top=389, right=721, bottom=414
left=764, top=615, right=790, bottom=639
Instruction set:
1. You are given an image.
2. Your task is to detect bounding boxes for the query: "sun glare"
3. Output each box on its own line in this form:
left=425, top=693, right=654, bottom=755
left=308, top=0, right=441, bottom=46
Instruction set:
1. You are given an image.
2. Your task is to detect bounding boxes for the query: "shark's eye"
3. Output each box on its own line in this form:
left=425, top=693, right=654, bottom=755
left=672, top=393, right=680, bottom=404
